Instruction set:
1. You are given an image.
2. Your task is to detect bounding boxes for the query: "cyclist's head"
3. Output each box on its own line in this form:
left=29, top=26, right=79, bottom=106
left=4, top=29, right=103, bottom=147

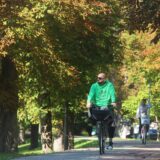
left=141, top=98, right=147, bottom=105
left=97, top=73, right=106, bottom=84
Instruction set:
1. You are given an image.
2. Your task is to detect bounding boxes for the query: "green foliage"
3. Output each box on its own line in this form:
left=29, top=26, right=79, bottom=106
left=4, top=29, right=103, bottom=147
left=1, top=0, right=159, bottom=138
left=122, top=90, right=148, bottom=119
left=121, top=31, right=160, bottom=120
left=0, top=0, right=123, bottom=127
left=74, top=138, right=98, bottom=149
left=121, top=0, right=160, bottom=43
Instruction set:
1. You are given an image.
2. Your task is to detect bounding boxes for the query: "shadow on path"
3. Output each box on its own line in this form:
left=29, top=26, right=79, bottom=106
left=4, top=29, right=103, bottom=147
left=12, top=140, right=160, bottom=160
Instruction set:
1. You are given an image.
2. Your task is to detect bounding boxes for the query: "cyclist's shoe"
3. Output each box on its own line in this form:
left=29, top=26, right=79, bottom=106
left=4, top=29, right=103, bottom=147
left=111, top=121, right=116, bottom=127
left=107, top=145, right=113, bottom=150
left=106, top=142, right=113, bottom=150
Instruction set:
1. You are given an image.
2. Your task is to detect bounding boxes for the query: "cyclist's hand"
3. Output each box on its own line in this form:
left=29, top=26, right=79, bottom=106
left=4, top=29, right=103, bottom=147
left=111, top=102, right=116, bottom=107
left=88, top=109, right=91, bottom=118
left=86, top=101, right=92, bottom=109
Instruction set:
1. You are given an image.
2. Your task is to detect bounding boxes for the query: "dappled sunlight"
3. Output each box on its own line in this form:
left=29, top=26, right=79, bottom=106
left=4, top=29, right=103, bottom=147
left=74, top=139, right=98, bottom=149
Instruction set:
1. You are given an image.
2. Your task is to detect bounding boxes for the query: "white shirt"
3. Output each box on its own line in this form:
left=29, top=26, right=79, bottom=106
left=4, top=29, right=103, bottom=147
left=136, top=103, right=151, bottom=118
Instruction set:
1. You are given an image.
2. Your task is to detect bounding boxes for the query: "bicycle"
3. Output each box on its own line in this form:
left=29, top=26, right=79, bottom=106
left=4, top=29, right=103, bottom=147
left=140, top=113, right=150, bottom=144
left=90, top=106, right=114, bottom=155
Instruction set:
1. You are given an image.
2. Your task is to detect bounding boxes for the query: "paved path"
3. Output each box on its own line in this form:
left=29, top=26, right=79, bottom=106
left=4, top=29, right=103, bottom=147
left=12, top=140, right=160, bottom=160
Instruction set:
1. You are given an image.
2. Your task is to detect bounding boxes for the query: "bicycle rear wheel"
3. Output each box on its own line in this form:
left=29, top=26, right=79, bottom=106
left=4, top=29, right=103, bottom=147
left=141, top=125, right=147, bottom=144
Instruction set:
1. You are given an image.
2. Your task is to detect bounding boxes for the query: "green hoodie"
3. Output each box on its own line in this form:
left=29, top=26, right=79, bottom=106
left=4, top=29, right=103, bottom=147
left=87, top=80, right=116, bottom=107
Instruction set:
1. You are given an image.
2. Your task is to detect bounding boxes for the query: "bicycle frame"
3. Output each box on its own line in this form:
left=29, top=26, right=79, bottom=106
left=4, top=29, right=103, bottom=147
left=90, top=107, right=113, bottom=155
left=97, top=121, right=105, bottom=154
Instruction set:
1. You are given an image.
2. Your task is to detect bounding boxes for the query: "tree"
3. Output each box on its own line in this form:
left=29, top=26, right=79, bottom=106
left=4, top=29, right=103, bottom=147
left=121, top=0, right=160, bottom=43
left=0, top=56, right=19, bottom=152
left=0, top=0, right=25, bottom=151
left=1, top=0, right=123, bottom=152
left=15, top=0, right=123, bottom=151
left=120, top=31, right=160, bottom=121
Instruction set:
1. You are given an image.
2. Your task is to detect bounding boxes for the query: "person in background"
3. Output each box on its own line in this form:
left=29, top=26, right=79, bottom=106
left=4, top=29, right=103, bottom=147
left=136, top=98, right=151, bottom=136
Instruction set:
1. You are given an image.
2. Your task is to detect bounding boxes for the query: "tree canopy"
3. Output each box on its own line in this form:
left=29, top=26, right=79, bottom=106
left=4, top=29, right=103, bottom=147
left=0, top=0, right=160, bottom=152
left=121, top=0, right=160, bottom=43
left=121, top=31, right=160, bottom=120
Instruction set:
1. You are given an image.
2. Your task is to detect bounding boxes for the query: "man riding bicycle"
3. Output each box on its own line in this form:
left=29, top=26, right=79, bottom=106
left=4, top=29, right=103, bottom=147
left=86, top=72, right=117, bottom=150
left=136, top=98, right=151, bottom=136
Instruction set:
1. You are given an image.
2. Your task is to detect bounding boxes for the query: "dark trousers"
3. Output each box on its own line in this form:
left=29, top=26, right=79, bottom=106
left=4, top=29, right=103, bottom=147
left=90, top=105, right=115, bottom=138
left=139, top=118, right=149, bottom=134
left=105, top=117, right=115, bottom=138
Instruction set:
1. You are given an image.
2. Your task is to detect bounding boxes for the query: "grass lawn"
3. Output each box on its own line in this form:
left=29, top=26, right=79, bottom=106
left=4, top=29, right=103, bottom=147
left=0, top=137, right=97, bottom=160
left=74, top=136, right=98, bottom=149
left=0, top=143, right=43, bottom=160
left=74, top=136, right=138, bottom=149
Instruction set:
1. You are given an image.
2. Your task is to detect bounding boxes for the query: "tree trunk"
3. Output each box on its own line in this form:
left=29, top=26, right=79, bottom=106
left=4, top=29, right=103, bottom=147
left=41, top=111, right=53, bottom=153
left=19, top=123, right=25, bottom=144
left=63, top=101, right=74, bottom=150
left=63, top=101, right=68, bottom=150
left=68, top=112, right=74, bottom=149
left=0, top=109, right=18, bottom=152
left=30, top=124, right=39, bottom=149
left=0, top=56, right=18, bottom=152
left=53, top=134, right=64, bottom=152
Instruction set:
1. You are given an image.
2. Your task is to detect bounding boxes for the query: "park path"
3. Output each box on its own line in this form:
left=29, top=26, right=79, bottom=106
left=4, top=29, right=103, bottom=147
left=12, top=140, right=160, bottom=160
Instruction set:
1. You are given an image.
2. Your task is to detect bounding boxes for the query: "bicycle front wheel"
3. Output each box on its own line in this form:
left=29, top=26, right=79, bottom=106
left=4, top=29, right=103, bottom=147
left=98, top=123, right=105, bottom=154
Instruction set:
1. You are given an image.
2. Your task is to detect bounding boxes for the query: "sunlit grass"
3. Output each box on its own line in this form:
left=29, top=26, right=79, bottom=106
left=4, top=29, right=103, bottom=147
left=0, top=137, right=98, bottom=159
left=73, top=136, right=142, bottom=149
left=18, top=143, right=43, bottom=155
left=74, top=138, right=98, bottom=149
left=0, top=138, right=96, bottom=160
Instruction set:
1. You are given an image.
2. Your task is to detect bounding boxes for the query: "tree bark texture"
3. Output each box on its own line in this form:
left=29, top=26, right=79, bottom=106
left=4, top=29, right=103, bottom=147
left=68, top=113, right=74, bottom=150
left=30, top=124, right=39, bottom=149
left=18, top=123, right=25, bottom=144
left=41, top=111, right=53, bottom=153
left=63, top=101, right=74, bottom=150
left=0, top=56, right=18, bottom=152
left=63, top=101, right=68, bottom=150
